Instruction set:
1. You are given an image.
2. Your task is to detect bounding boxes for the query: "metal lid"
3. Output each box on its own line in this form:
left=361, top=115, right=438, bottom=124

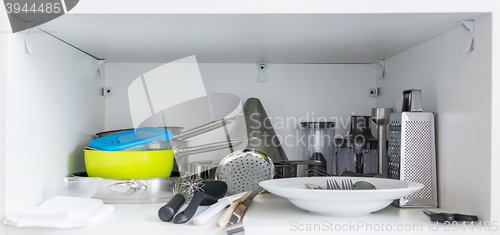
left=299, top=122, right=336, bottom=128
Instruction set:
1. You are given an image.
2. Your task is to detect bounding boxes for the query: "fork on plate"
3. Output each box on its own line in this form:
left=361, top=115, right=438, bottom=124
left=326, top=179, right=354, bottom=190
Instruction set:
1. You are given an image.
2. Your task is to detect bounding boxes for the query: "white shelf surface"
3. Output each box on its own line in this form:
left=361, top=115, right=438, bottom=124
left=5, top=194, right=449, bottom=235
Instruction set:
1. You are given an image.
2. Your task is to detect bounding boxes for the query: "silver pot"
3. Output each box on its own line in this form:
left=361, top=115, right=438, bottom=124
left=188, top=161, right=218, bottom=179
left=73, top=172, right=183, bottom=204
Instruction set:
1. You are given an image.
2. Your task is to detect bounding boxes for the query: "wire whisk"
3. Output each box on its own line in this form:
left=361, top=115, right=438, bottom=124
left=173, top=173, right=204, bottom=202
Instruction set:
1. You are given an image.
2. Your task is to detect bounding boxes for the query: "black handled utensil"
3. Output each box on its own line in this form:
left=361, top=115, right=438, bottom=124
left=173, top=180, right=228, bottom=224
left=158, top=175, right=203, bottom=222
left=423, top=209, right=478, bottom=223
left=158, top=194, right=185, bottom=222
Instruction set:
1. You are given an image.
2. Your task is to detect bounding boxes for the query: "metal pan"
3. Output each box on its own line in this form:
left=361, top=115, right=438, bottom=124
left=73, top=171, right=183, bottom=204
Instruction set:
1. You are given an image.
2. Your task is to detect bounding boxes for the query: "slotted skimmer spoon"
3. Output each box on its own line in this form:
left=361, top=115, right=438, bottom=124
left=215, top=149, right=274, bottom=227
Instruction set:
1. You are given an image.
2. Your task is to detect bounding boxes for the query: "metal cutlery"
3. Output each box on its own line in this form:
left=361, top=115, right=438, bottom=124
left=305, top=183, right=326, bottom=190
left=327, top=179, right=354, bottom=190
left=306, top=179, right=376, bottom=190
left=354, top=181, right=377, bottom=190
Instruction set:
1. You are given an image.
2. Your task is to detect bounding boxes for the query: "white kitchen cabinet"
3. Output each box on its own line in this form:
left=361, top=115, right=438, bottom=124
left=1, top=1, right=499, bottom=234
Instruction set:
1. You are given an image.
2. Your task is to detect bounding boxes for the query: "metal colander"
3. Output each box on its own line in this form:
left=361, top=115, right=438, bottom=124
left=215, top=149, right=274, bottom=198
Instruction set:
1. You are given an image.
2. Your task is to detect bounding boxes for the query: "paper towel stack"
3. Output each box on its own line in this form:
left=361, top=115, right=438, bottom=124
left=4, top=196, right=114, bottom=229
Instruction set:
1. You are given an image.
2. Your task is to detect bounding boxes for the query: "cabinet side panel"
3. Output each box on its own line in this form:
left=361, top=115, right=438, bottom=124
left=6, top=29, right=104, bottom=212
left=376, top=14, right=492, bottom=219
left=0, top=2, right=10, bottom=233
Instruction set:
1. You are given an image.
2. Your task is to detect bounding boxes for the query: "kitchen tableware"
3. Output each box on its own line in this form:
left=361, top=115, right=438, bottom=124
left=96, top=127, right=184, bottom=138
left=423, top=209, right=478, bottom=223
left=215, top=149, right=274, bottom=197
left=305, top=184, right=326, bottom=190
left=388, top=89, right=438, bottom=208
left=259, top=177, right=424, bottom=216
left=89, top=127, right=174, bottom=151
left=300, top=122, right=336, bottom=176
left=327, top=179, right=354, bottom=190
left=336, top=139, right=379, bottom=175
left=224, top=194, right=256, bottom=235
left=354, top=181, right=376, bottom=190
left=237, top=98, right=288, bottom=163
left=371, top=108, right=393, bottom=176
left=274, top=160, right=323, bottom=178
left=84, top=149, right=174, bottom=179
left=174, top=113, right=243, bottom=141
left=339, top=171, right=384, bottom=178
left=158, top=174, right=203, bottom=222
left=216, top=191, right=252, bottom=227
left=193, top=191, right=248, bottom=226
left=402, top=89, right=423, bottom=112
left=349, top=116, right=378, bottom=142
left=214, top=98, right=311, bottom=179
left=73, top=171, right=182, bottom=204
left=85, top=139, right=243, bottom=179
left=94, top=127, right=185, bottom=152
left=43, top=177, right=102, bottom=199
left=307, top=181, right=375, bottom=190
left=336, top=116, right=379, bottom=175
left=92, top=113, right=243, bottom=152
left=173, top=181, right=228, bottom=224
left=188, top=161, right=218, bottom=179
left=301, top=166, right=333, bottom=177
left=215, top=149, right=274, bottom=229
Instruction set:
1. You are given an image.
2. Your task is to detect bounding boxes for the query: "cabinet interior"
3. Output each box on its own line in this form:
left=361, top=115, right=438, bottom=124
left=4, top=13, right=493, bottom=220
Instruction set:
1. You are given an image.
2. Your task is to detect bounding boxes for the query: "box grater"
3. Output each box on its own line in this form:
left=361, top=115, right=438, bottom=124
left=388, top=89, right=438, bottom=208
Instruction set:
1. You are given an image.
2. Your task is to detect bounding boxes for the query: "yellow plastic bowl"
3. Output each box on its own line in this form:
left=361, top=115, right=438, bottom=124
left=84, top=149, right=174, bottom=179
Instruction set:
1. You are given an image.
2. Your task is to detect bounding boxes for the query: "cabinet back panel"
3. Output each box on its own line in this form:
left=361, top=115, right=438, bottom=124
left=104, top=63, right=376, bottom=161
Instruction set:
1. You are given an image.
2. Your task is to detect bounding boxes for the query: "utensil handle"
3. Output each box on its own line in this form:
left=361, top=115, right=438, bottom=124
left=173, top=114, right=243, bottom=141
left=175, top=139, right=244, bottom=157
left=158, top=194, right=185, bottom=222
left=173, top=191, right=208, bottom=224
left=216, top=200, right=239, bottom=227
left=429, top=213, right=454, bottom=223
left=226, top=222, right=245, bottom=235
left=274, top=160, right=323, bottom=166
left=227, top=198, right=251, bottom=224
left=452, top=213, right=479, bottom=222
left=193, top=198, right=231, bottom=225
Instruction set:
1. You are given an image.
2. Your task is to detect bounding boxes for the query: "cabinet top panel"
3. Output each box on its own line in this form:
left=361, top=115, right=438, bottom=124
left=38, top=13, right=486, bottom=63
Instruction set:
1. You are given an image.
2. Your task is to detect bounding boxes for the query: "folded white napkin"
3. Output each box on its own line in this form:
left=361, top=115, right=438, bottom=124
left=4, top=196, right=114, bottom=229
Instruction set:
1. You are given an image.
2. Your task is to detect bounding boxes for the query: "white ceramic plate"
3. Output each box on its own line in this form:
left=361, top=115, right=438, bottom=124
left=259, top=177, right=424, bottom=216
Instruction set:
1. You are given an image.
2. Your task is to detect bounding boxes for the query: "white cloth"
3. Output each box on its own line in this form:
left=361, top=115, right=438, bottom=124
left=4, top=196, right=114, bottom=229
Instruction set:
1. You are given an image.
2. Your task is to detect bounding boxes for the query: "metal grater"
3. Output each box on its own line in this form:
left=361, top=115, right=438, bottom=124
left=388, top=89, right=438, bottom=208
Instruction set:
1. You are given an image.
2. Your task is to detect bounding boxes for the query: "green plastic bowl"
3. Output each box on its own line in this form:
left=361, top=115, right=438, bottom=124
left=84, top=149, right=174, bottom=179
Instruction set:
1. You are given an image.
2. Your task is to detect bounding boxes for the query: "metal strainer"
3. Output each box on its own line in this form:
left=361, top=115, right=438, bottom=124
left=215, top=149, right=274, bottom=198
